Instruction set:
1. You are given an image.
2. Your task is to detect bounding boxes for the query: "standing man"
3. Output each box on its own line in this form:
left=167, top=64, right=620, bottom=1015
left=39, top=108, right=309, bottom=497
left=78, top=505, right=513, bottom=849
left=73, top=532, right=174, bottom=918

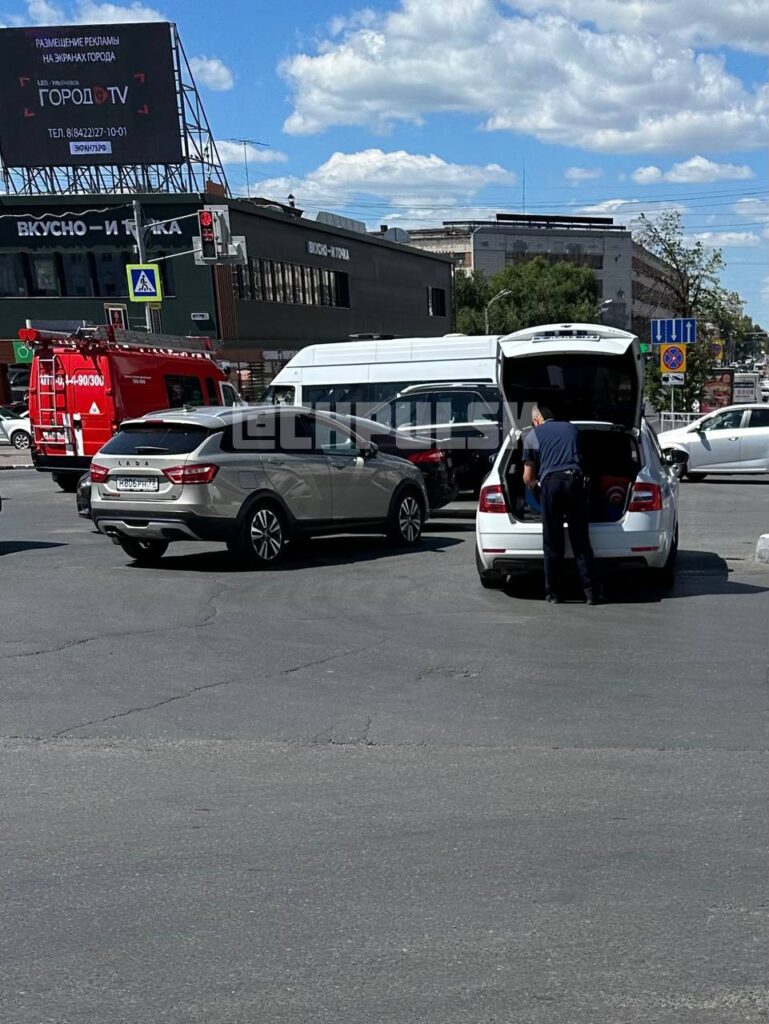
left=522, top=403, right=601, bottom=604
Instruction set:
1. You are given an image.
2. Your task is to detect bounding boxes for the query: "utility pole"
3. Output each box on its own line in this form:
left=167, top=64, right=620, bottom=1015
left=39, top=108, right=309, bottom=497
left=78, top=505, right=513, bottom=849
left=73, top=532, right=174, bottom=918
left=132, top=199, right=153, bottom=332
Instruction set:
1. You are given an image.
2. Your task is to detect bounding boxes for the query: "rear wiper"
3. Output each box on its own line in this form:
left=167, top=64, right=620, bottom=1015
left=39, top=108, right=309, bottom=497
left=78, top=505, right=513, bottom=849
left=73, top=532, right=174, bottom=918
left=134, top=446, right=169, bottom=454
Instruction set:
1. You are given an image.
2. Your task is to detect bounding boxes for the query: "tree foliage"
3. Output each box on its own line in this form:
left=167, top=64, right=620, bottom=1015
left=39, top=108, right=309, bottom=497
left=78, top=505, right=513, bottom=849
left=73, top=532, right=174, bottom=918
left=634, top=211, right=723, bottom=318
left=635, top=211, right=763, bottom=411
left=454, top=258, right=600, bottom=335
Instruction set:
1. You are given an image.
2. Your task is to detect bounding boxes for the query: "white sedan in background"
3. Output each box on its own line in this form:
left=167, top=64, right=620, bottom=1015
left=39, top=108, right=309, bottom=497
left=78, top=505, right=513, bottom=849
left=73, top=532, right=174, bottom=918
left=658, top=404, right=769, bottom=479
left=0, top=407, right=32, bottom=450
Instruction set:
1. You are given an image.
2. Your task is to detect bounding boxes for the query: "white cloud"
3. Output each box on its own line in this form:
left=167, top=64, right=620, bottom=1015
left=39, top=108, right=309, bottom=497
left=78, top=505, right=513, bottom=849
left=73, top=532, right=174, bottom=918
left=686, top=231, right=762, bottom=247
left=733, top=197, right=769, bottom=240
left=279, top=1, right=768, bottom=153
left=633, top=156, right=755, bottom=184
left=12, top=0, right=166, bottom=22
left=73, top=1, right=164, bottom=20
left=577, top=197, right=688, bottom=230
left=257, top=148, right=517, bottom=226
left=188, top=56, right=234, bottom=92
left=215, top=141, right=287, bottom=165
left=564, top=166, right=602, bottom=184
left=502, top=0, right=768, bottom=55
left=632, top=166, right=663, bottom=185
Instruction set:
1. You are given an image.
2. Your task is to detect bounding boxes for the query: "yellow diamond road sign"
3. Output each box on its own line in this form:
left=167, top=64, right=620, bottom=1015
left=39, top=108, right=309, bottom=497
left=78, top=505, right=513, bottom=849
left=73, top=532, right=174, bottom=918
left=660, top=343, right=687, bottom=374
left=126, top=264, right=162, bottom=303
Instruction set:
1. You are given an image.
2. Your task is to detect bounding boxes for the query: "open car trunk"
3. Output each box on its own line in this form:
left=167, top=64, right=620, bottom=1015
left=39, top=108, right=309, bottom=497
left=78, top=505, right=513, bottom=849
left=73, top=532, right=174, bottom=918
left=503, top=424, right=642, bottom=523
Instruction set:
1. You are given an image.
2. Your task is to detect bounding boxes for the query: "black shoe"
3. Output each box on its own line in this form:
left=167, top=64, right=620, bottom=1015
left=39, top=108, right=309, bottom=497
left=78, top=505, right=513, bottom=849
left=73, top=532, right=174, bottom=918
left=545, top=593, right=562, bottom=604
left=584, top=588, right=604, bottom=605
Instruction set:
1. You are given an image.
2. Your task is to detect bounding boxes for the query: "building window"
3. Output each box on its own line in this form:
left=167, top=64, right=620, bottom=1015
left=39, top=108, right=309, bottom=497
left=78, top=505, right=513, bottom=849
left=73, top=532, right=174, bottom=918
left=427, top=286, right=447, bottom=317
left=0, top=254, right=28, bottom=296
left=61, top=253, right=94, bottom=297
left=28, top=254, right=61, bottom=296
left=253, top=258, right=266, bottom=301
left=230, top=259, right=351, bottom=309
left=94, top=252, right=128, bottom=297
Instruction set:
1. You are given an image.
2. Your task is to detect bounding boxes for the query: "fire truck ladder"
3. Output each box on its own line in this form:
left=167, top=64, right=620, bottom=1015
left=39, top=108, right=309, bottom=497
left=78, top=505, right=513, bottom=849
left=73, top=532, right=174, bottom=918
left=33, top=351, right=73, bottom=452
left=21, top=325, right=215, bottom=355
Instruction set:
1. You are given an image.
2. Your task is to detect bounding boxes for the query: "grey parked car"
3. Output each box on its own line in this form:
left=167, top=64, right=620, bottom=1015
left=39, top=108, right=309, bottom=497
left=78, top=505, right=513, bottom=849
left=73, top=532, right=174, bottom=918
left=89, top=405, right=429, bottom=566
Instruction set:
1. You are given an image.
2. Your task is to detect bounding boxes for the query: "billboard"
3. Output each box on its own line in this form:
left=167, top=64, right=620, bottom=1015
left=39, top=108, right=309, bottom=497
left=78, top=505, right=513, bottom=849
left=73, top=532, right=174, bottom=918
left=0, top=22, right=183, bottom=167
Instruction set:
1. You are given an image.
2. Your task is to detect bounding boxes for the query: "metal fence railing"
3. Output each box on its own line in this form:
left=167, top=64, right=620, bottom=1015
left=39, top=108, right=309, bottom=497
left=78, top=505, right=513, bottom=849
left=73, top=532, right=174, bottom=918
left=659, top=412, right=699, bottom=432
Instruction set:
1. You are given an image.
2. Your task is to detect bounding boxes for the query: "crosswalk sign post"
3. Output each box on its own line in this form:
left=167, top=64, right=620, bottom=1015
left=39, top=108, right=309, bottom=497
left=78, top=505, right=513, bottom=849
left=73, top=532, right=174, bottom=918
left=126, top=264, right=163, bottom=303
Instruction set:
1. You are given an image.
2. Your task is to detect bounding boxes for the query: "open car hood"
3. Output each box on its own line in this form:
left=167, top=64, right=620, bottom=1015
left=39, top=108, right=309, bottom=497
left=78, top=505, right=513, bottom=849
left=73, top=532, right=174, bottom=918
left=497, top=323, right=643, bottom=431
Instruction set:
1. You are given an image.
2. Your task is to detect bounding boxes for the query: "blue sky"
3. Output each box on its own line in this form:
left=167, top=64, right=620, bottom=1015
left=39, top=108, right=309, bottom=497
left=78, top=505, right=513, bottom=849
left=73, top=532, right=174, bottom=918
left=2, top=0, right=767, bottom=325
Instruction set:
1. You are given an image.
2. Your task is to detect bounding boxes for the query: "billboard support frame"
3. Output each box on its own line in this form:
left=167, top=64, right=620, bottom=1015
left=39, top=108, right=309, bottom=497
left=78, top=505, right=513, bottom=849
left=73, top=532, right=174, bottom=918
left=0, top=23, right=228, bottom=197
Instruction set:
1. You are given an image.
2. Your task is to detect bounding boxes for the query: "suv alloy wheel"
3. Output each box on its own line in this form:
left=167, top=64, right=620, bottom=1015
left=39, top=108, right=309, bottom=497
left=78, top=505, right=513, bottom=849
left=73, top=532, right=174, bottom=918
left=230, top=499, right=288, bottom=567
left=387, top=488, right=424, bottom=546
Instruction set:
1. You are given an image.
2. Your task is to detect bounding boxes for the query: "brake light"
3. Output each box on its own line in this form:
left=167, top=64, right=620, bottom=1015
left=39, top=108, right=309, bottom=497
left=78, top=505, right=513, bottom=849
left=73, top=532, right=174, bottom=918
left=162, top=463, right=219, bottom=485
left=407, top=449, right=444, bottom=465
left=479, top=484, right=508, bottom=513
left=628, top=482, right=662, bottom=512
left=90, top=463, right=109, bottom=483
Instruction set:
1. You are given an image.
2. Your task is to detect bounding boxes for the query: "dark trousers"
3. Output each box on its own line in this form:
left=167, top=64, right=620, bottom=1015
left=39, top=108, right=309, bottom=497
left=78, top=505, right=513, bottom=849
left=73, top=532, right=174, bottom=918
left=540, top=471, right=595, bottom=596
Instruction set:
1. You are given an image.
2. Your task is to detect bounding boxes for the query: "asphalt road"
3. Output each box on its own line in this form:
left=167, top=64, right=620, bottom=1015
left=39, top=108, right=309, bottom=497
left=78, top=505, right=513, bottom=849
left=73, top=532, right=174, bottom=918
left=1, top=470, right=767, bottom=1024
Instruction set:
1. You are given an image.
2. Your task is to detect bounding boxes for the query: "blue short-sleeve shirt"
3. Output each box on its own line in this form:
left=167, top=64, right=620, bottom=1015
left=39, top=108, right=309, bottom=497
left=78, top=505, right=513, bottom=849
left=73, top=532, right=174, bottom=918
left=522, top=420, right=582, bottom=483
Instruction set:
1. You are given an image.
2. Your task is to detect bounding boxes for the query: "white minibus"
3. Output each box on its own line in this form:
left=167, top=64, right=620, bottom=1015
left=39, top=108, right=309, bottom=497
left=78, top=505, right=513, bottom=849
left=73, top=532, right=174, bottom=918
left=261, top=335, right=499, bottom=412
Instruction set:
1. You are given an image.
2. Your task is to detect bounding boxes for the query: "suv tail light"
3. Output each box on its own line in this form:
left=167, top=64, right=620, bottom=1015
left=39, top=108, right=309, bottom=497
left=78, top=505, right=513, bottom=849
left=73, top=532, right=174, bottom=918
left=90, top=463, right=109, bottom=483
left=479, top=484, right=508, bottom=513
left=628, top=482, right=662, bottom=512
left=162, top=464, right=219, bottom=485
left=407, top=449, right=445, bottom=465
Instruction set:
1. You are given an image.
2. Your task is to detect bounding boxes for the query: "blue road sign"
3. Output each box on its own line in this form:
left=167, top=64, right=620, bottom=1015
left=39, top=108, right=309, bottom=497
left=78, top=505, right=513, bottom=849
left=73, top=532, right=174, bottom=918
left=126, top=263, right=162, bottom=302
left=651, top=318, right=697, bottom=345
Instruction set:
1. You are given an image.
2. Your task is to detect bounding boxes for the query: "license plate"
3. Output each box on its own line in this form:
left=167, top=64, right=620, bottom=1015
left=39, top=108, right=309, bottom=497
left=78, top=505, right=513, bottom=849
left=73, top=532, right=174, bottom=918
left=115, top=477, right=159, bottom=492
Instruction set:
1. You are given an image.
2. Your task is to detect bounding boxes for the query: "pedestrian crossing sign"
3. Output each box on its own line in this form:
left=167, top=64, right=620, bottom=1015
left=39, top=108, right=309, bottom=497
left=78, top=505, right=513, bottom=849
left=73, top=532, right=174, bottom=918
left=126, top=264, right=162, bottom=302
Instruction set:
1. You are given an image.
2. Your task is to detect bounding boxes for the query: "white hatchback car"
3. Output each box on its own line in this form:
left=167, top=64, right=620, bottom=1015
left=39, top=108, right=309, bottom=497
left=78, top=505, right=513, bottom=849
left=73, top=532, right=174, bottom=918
left=0, top=407, right=32, bottom=450
left=658, top=404, right=769, bottom=479
left=475, top=323, right=681, bottom=590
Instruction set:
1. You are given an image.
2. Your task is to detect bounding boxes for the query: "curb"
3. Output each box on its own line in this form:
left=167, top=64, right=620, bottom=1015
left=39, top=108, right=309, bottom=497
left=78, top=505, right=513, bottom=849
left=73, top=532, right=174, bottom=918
left=757, top=535, right=769, bottom=563
left=0, top=464, right=34, bottom=471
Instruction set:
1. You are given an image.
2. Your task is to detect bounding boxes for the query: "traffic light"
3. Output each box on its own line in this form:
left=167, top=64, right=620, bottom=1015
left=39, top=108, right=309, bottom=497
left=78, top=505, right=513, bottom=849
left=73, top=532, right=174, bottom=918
left=198, top=209, right=217, bottom=261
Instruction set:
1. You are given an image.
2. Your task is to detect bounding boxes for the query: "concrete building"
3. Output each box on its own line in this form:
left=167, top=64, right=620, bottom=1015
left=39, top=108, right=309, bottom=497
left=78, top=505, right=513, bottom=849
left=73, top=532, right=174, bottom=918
left=0, top=193, right=453, bottom=401
left=403, top=213, right=677, bottom=339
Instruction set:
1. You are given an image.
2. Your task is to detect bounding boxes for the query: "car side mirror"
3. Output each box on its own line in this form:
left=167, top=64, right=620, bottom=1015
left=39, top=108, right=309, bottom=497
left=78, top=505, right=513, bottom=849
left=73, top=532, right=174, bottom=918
left=360, top=442, right=378, bottom=459
left=664, top=449, right=687, bottom=476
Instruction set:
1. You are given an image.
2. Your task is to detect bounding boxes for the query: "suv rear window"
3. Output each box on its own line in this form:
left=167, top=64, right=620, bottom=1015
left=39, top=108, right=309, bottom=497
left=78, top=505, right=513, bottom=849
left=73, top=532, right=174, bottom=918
left=100, top=425, right=213, bottom=455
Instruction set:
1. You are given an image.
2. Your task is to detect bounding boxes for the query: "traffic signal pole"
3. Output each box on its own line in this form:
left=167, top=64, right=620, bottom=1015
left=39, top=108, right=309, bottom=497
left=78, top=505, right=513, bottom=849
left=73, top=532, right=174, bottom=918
left=132, top=200, right=154, bottom=333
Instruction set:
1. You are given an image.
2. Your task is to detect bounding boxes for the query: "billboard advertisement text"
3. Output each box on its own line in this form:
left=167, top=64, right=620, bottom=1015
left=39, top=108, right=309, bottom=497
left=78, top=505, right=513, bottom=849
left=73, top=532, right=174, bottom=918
left=0, top=22, right=183, bottom=167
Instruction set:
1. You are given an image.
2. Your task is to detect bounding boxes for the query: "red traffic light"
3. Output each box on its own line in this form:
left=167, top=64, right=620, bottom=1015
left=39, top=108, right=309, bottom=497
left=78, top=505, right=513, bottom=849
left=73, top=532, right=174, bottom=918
left=199, top=210, right=213, bottom=227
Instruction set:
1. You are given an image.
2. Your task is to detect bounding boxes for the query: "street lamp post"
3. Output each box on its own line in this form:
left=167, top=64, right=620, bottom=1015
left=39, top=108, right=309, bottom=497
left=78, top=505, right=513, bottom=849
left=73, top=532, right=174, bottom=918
left=484, top=289, right=512, bottom=334
left=597, top=299, right=614, bottom=322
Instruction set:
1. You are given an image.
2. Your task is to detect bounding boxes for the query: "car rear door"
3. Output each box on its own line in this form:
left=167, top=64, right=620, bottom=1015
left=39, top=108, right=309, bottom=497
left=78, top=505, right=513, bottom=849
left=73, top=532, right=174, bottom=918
left=738, top=407, right=769, bottom=469
left=308, top=413, right=394, bottom=520
left=497, top=324, right=643, bottom=431
left=253, top=410, right=332, bottom=522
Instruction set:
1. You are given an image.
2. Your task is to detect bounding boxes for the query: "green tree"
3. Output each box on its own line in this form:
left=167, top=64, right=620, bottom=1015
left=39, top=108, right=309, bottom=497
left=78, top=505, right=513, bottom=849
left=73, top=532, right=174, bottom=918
left=454, top=258, right=600, bottom=335
left=634, top=211, right=757, bottom=410
left=635, top=211, right=724, bottom=318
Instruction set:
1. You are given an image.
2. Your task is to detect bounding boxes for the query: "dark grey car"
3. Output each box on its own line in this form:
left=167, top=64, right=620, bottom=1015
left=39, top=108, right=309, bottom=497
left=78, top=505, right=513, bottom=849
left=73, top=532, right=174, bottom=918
left=89, top=405, right=429, bottom=566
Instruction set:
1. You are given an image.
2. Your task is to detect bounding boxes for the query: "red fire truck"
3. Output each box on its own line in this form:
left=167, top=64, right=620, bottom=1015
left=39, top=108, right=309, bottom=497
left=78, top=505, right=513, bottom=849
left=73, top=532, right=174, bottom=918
left=24, top=325, right=242, bottom=491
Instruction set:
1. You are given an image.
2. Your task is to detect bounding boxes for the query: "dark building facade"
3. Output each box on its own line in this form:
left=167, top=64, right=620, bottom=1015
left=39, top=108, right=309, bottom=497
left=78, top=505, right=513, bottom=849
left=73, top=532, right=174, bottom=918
left=0, top=193, right=453, bottom=400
